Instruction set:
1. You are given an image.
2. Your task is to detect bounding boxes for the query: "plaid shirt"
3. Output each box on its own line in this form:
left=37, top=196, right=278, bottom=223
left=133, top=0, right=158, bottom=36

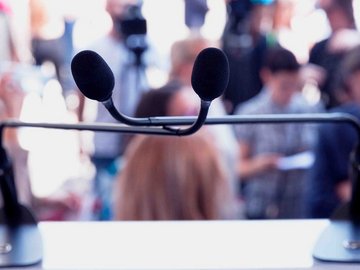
left=234, top=89, right=316, bottom=219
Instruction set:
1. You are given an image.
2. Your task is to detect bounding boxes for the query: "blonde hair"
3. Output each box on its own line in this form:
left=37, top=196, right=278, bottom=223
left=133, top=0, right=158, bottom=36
left=114, top=132, right=231, bottom=220
left=169, top=36, right=216, bottom=81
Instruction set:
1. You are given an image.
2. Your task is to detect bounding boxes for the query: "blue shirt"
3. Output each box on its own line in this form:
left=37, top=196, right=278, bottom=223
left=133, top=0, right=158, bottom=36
left=307, top=103, right=360, bottom=218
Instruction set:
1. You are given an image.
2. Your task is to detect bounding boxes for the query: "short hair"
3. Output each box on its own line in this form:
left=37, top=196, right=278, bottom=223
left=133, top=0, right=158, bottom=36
left=262, top=46, right=300, bottom=74
left=134, top=81, right=182, bottom=117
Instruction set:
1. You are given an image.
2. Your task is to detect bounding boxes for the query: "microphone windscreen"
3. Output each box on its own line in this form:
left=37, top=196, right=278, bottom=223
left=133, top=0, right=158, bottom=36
left=71, top=50, right=115, bottom=102
left=191, top=47, right=229, bottom=102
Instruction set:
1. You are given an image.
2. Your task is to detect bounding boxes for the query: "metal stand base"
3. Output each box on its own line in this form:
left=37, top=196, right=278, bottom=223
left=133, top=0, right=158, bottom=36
left=313, top=220, right=360, bottom=263
left=0, top=206, right=42, bottom=267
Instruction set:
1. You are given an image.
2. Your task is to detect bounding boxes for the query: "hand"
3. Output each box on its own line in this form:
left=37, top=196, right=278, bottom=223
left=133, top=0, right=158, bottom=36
left=253, top=153, right=282, bottom=173
left=336, top=180, right=351, bottom=202
left=35, top=192, right=82, bottom=221
left=44, top=192, right=82, bottom=212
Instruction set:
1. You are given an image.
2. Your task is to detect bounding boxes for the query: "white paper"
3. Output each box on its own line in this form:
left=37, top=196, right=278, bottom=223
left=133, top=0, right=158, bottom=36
left=277, top=151, right=315, bottom=171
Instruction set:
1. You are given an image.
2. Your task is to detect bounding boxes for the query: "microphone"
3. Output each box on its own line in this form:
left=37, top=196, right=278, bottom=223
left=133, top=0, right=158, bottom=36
left=70, top=50, right=114, bottom=102
left=71, top=47, right=229, bottom=135
left=191, top=47, right=229, bottom=102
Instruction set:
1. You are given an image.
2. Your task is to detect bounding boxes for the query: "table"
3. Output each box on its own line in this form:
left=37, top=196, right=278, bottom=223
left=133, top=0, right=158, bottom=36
left=22, top=220, right=359, bottom=269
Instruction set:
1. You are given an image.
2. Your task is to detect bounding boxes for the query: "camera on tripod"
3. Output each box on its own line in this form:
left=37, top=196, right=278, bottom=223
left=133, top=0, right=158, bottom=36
left=115, top=3, right=148, bottom=66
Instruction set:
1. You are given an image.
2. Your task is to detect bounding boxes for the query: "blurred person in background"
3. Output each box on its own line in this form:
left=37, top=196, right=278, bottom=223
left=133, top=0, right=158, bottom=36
left=29, top=0, right=75, bottom=94
left=0, top=0, right=83, bottom=220
left=0, top=71, right=80, bottom=221
left=134, top=81, right=190, bottom=118
left=114, top=81, right=198, bottom=195
left=221, top=0, right=277, bottom=114
left=272, top=0, right=315, bottom=63
left=307, top=45, right=360, bottom=218
left=234, top=47, right=315, bottom=219
left=77, top=0, right=154, bottom=220
left=169, top=36, right=210, bottom=87
left=0, top=0, right=18, bottom=62
left=308, top=0, right=359, bottom=109
left=168, top=36, right=240, bottom=206
left=114, top=133, right=235, bottom=220
left=184, top=0, right=208, bottom=34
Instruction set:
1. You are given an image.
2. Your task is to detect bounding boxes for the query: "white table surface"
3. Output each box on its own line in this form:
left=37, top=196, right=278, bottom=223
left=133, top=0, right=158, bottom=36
left=22, top=220, right=360, bottom=270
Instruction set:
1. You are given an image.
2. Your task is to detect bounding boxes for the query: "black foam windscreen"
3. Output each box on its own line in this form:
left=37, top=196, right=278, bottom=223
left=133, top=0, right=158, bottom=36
left=71, top=50, right=115, bottom=102
left=191, top=47, right=230, bottom=102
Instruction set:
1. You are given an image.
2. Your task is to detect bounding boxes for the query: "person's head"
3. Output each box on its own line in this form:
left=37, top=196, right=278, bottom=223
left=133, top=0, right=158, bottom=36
left=135, top=82, right=181, bottom=118
left=336, top=45, right=360, bottom=104
left=248, top=0, right=275, bottom=36
left=105, top=0, right=138, bottom=38
left=114, top=133, right=230, bottom=220
left=261, top=46, right=301, bottom=106
left=106, top=0, right=137, bottom=19
left=272, top=0, right=296, bottom=30
left=169, top=36, right=213, bottom=86
left=134, top=82, right=199, bottom=118
left=318, top=0, right=355, bottom=32
left=29, top=0, right=48, bottom=31
left=166, top=86, right=199, bottom=116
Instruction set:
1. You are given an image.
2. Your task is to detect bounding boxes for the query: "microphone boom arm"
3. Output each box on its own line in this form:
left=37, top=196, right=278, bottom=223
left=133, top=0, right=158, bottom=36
left=1, top=112, right=360, bottom=265
left=2, top=112, right=360, bottom=223
left=102, top=98, right=211, bottom=136
left=3, top=112, right=360, bottom=219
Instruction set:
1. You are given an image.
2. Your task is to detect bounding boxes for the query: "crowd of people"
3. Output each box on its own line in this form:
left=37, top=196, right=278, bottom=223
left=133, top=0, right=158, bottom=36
left=1, top=0, right=360, bottom=221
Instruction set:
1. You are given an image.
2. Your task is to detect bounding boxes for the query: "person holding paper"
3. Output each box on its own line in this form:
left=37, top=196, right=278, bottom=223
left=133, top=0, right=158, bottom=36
left=234, top=47, right=316, bottom=219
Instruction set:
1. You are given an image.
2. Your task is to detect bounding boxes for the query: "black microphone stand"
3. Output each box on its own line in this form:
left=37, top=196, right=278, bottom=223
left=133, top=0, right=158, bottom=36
left=121, top=1, right=148, bottom=111
left=0, top=125, right=42, bottom=267
left=122, top=36, right=148, bottom=103
left=0, top=112, right=360, bottom=266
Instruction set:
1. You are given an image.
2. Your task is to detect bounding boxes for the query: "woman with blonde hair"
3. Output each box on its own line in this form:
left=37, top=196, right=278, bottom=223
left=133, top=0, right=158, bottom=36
left=114, top=132, right=235, bottom=220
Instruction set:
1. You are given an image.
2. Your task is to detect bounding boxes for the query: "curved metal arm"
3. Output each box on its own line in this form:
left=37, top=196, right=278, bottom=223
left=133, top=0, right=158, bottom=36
left=102, top=98, right=211, bottom=136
